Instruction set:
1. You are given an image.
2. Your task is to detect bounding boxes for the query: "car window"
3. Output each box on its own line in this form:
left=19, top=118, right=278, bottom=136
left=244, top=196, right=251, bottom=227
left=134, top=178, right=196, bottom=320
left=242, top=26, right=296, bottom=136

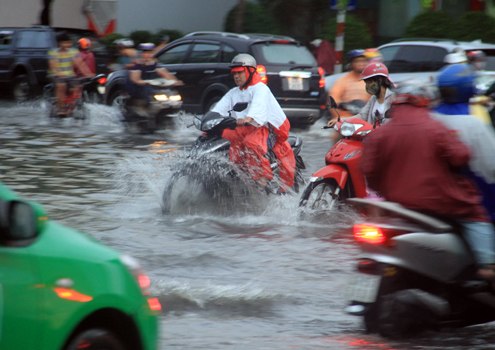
left=379, top=46, right=401, bottom=65
left=0, top=31, right=13, bottom=50
left=221, top=44, right=237, bottom=63
left=17, top=31, right=52, bottom=48
left=157, top=43, right=192, bottom=64
left=252, top=43, right=316, bottom=66
left=188, top=43, right=220, bottom=63
left=384, top=45, right=447, bottom=73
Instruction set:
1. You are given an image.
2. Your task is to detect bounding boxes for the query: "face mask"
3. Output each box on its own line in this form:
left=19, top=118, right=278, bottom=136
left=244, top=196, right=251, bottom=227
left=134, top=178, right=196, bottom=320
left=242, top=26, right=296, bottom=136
left=366, top=80, right=380, bottom=96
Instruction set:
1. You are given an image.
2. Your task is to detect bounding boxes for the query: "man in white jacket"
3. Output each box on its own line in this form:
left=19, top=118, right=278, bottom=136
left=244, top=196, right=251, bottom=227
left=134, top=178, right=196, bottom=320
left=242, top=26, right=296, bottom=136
left=212, top=54, right=295, bottom=191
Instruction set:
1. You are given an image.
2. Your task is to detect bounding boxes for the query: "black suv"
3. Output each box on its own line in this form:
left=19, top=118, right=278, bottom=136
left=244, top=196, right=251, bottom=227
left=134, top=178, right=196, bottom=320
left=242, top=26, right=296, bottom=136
left=105, top=32, right=326, bottom=126
left=0, top=26, right=111, bottom=101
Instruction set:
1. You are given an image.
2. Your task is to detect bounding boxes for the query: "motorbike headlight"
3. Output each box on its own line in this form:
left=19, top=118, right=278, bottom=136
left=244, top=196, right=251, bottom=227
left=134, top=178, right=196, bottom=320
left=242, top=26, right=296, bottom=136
left=340, top=122, right=363, bottom=137
left=154, top=94, right=169, bottom=102
left=203, top=118, right=221, bottom=130
left=169, top=94, right=182, bottom=102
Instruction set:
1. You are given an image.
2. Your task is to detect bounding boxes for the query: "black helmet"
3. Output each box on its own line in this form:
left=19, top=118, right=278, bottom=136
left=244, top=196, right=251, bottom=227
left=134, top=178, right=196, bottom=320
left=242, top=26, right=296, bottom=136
left=56, top=32, right=71, bottom=43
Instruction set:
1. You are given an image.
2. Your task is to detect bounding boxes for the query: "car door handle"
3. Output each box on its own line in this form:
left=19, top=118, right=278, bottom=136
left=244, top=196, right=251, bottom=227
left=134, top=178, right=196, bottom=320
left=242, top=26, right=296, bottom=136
left=203, top=70, right=215, bottom=74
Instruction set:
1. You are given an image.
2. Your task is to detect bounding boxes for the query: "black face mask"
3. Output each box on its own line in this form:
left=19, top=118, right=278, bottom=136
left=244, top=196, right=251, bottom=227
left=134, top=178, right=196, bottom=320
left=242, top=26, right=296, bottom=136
left=365, top=80, right=380, bottom=96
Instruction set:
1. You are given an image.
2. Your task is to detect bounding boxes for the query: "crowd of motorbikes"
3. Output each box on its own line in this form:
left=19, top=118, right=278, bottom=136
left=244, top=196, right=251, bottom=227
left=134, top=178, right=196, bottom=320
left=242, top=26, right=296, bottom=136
left=34, top=55, right=495, bottom=340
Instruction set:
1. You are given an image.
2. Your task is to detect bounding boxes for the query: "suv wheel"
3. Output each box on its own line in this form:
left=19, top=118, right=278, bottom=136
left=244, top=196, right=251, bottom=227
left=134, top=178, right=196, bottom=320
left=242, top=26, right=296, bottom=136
left=12, top=74, right=31, bottom=102
left=109, top=88, right=129, bottom=113
left=204, top=95, right=222, bottom=113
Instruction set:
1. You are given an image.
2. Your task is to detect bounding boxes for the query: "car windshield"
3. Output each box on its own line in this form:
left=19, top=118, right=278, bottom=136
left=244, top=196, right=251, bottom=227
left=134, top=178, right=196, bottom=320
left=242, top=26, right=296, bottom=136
left=252, top=42, right=316, bottom=66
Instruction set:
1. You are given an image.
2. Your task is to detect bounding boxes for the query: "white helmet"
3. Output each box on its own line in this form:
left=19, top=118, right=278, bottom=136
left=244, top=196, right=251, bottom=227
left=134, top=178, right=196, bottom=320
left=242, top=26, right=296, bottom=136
left=230, top=53, right=257, bottom=69
left=114, top=38, right=134, bottom=48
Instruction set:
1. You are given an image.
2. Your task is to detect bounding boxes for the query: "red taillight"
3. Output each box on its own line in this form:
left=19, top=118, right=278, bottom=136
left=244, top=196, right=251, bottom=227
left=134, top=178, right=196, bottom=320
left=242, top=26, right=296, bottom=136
left=257, top=64, right=268, bottom=84
left=353, top=224, right=386, bottom=244
left=318, top=66, right=326, bottom=89
left=98, top=76, right=107, bottom=85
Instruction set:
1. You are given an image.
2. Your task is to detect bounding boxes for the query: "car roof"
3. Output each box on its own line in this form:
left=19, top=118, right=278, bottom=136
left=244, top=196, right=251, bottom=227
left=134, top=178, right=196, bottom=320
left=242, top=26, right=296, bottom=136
left=178, top=31, right=300, bottom=46
left=379, top=39, right=495, bottom=51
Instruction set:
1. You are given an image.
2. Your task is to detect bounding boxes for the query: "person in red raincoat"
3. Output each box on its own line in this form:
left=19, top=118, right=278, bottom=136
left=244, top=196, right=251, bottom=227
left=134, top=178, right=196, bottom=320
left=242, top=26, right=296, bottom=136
left=212, top=53, right=295, bottom=192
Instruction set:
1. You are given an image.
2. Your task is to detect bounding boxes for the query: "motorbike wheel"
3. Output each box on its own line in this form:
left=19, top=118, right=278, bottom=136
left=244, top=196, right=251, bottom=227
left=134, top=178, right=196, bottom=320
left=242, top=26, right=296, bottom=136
left=72, top=100, right=88, bottom=120
left=42, top=86, right=57, bottom=119
left=299, top=179, right=341, bottom=210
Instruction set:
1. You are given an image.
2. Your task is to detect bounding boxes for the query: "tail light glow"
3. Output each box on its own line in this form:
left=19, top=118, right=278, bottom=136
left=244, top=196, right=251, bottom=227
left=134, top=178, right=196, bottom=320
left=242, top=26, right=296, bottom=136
left=257, top=65, right=268, bottom=84
left=353, top=224, right=386, bottom=244
left=318, top=67, right=326, bottom=89
left=147, top=297, right=162, bottom=312
left=97, top=77, right=107, bottom=85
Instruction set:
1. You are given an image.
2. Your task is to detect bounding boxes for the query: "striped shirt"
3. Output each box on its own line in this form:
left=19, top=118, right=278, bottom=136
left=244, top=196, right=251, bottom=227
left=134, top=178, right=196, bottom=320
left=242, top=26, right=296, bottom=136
left=48, top=48, right=78, bottom=78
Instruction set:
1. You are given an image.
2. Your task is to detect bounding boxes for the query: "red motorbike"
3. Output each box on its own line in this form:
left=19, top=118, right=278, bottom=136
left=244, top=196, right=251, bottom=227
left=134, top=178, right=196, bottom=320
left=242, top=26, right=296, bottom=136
left=299, top=100, right=374, bottom=210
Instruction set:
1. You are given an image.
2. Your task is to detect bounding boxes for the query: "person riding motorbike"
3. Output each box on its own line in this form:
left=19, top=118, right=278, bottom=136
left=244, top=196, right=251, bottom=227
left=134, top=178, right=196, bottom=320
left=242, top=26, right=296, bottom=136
left=75, top=37, right=96, bottom=76
left=327, top=62, right=394, bottom=128
left=362, top=81, right=495, bottom=284
left=112, top=38, right=138, bottom=71
left=328, top=49, right=370, bottom=118
left=128, top=42, right=183, bottom=106
left=211, top=53, right=296, bottom=193
left=432, top=63, right=495, bottom=224
left=48, top=32, right=94, bottom=117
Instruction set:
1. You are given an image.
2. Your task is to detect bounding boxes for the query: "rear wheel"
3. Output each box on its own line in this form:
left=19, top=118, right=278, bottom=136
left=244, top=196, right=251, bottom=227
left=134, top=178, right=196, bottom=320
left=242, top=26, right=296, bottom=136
left=65, top=328, right=126, bottom=350
left=12, top=74, right=32, bottom=102
left=299, top=179, right=341, bottom=210
left=109, top=88, right=129, bottom=114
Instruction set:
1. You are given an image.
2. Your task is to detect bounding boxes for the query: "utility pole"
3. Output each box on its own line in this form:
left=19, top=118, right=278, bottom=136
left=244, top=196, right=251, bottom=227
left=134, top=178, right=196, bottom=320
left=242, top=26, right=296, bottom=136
left=333, top=0, right=349, bottom=74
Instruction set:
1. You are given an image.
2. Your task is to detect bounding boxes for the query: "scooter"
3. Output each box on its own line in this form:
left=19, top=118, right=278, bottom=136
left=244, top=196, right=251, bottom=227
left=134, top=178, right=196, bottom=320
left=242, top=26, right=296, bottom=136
left=43, top=74, right=107, bottom=119
left=299, top=97, right=373, bottom=210
left=345, top=197, right=495, bottom=338
left=123, top=78, right=182, bottom=132
left=161, top=103, right=306, bottom=214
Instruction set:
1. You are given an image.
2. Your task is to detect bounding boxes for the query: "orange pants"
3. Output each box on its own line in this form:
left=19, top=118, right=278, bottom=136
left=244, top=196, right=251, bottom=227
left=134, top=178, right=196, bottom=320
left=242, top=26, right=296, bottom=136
left=222, top=125, right=273, bottom=184
left=272, top=119, right=295, bottom=189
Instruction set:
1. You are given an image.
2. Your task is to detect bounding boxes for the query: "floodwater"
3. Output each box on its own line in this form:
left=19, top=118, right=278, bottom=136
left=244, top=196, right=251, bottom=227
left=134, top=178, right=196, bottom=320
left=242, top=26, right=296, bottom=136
left=1, top=100, right=494, bottom=349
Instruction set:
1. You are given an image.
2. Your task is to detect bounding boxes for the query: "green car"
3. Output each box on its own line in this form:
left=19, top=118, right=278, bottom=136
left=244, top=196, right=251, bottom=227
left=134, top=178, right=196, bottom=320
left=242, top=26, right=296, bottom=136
left=0, top=183, right=160, bottom=350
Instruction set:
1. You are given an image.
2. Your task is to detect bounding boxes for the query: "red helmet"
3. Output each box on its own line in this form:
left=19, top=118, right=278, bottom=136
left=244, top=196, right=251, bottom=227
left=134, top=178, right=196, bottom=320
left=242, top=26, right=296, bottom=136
left=360, top=62, right=394, bottom=86
left=78, top=38, right=91, bottom=50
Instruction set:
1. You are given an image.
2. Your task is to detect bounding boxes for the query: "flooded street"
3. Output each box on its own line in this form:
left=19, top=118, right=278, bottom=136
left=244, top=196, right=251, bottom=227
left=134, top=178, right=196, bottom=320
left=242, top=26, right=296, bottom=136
left=1, top=101, right=495, bottom=349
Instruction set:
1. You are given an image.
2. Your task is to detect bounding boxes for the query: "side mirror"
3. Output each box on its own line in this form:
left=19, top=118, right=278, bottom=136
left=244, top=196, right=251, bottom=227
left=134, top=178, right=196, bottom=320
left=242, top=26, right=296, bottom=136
left=328, top=96, right=338, bottom=109
left=0, top=200, right=41, bottom=243
left=232, top=102, right=248, bottom=112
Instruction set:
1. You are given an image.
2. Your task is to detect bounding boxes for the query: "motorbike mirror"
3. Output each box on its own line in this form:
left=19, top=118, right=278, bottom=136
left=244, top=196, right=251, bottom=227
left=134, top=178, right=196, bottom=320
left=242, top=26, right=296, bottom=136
left=232, top=102, right=248, bottom=112
left=328, top=96, right=338, bottom=109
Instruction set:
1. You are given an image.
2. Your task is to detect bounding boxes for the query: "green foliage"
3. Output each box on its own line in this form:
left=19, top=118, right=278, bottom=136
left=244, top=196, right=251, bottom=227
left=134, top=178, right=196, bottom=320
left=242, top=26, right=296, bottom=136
left=99, top=32, right=124, bottom=49
left=404, top=11, right=455, bottom=39
left=152, top=29, right=184, bottom=44
left=129, top=30, right=153, bottom=45
left=224, top=2, right=280, bottom=34
left=320, top=14, right=373, bottom=52
left=454, top=12, right=495, bottom=42
left=405, top=11, right=495, bottom=43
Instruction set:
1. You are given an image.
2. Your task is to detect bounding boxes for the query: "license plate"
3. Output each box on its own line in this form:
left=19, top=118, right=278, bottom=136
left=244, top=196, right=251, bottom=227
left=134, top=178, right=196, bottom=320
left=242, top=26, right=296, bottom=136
left=287, top=77, right=303, bottom=91
left=346, top=273, right=381, bottom=303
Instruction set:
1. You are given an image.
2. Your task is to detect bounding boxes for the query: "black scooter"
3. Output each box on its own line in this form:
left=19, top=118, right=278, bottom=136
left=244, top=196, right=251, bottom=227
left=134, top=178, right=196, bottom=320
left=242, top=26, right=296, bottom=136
left=161, top=103, right=305, bottom=214
left=345, top=198, right=495, bottom=338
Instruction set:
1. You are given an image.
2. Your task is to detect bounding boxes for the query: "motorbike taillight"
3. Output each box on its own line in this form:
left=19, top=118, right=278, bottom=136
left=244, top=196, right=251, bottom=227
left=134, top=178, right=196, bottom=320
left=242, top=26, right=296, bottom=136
left=318, top=67, right=325, bottom=89
left=98, top=76, right=107, bottom=85
left=353, top=224, right=386, bottom=244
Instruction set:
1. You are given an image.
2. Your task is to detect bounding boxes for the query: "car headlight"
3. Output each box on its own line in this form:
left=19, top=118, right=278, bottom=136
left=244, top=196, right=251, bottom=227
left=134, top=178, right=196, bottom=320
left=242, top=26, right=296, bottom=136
left=154, top=94, right=169, bottom=102
left=120, top=255, right=162, bottom=313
